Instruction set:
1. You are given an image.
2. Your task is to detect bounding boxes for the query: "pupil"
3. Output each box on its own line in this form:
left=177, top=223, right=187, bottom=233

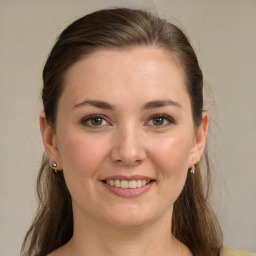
left=92, top=118, right=102, bottom=126
left=153, top=117, right=164, bottom=125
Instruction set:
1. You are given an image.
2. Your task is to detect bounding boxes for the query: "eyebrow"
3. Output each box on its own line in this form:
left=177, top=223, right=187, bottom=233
left=72, top=99, right=181, bottom=110
left=143, top=99, right=182, bottom=109
left=72, top=100, right=114, bottom=110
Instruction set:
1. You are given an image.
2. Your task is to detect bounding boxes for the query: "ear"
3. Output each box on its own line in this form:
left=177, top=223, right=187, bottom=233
left=189, top=111, right=209, bottom=167
left=40, top=111, right=62, bottom=170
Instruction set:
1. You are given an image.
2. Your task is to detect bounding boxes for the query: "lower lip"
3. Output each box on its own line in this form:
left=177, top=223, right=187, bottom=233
left=101, top=181, right=154, bottom=198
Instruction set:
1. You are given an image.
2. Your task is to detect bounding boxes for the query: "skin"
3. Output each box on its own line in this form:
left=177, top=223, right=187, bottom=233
left=40, top=47, right=208, bottom=256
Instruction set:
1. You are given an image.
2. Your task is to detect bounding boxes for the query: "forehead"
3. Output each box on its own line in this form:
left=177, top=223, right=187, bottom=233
left=61, top=47, right=189, bottom=108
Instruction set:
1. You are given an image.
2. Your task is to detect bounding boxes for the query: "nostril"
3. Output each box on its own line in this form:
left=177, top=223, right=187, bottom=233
left=114, top=158, right=143, bottom=166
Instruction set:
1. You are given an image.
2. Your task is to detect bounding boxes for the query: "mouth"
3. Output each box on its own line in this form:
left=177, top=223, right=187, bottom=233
left=100, top=176, right=155, bottom=197
left=102, top=179, right=154, bottom=189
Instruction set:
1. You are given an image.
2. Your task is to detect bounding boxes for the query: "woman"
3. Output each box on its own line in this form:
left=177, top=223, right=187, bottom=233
left=21, top=8, right=253, bottom=256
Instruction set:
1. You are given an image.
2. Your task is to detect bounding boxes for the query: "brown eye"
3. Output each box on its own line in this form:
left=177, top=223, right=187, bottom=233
left=91, top=117, right=103, bottom=126
left=152, top=117, right=165, bottom=126
left=82, top=115, right=110, bottom=128
left=147, top=114, right=174, bottom=127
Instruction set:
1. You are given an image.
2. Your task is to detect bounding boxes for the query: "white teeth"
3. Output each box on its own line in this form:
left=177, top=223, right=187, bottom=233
left=128, top=180, right=136, bottom=189
left=136, top=180, right=142, bottom=188
left=114, top=180, right=121, bottom=187
left=106, top=179, right=151, bottom=188
left=120, top=180, right=129, bottom=188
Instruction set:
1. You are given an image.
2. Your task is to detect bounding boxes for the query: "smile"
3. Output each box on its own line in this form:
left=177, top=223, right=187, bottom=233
left=104, top=179, right=151, bottom=189
left=101, top=176, right=155, bottom=198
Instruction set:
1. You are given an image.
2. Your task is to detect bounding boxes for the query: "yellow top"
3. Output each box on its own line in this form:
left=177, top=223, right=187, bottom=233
left=221, top=247, right=255, bottom=256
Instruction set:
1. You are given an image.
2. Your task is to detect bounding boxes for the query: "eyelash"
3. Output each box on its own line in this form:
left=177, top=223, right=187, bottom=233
left=81, top=114, right=111, bottom=128
left=81, top=114, right=175, bottom=128
left=146, top=114, right=175, bottom=127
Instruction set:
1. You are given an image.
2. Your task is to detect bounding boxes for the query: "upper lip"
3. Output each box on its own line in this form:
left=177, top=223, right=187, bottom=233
left=101, top=175, right=154, bottom=181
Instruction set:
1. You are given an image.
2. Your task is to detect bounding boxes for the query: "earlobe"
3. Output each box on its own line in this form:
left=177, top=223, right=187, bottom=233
left=40, top=111, right=62, bottom=169
left=189, top=111, right=209, bottom=166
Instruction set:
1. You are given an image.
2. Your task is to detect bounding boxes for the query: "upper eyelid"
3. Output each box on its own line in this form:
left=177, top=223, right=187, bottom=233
left=146, top=113, right=175, bottom=123
left=81, top=114, right=111, bottom=125
left=82, top=114, right=108, bottom=120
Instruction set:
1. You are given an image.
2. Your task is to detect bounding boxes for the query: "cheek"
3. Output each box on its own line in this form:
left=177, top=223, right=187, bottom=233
left=57, top=129, right=109, bottom=179
left=56, top=130, right=111, bottom=208
left=149, top=134, right=192, bottom=199
left=150, top=134, right=192, bottom=172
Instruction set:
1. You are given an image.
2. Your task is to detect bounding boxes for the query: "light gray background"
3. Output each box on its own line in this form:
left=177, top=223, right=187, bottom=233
left=1, top=0, right=255, bottom=255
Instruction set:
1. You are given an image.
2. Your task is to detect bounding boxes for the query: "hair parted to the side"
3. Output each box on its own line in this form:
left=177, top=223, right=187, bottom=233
left=21, top=8, right=222, bottom=256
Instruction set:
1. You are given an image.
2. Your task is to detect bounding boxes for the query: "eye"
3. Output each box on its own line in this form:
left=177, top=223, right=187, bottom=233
left=81, top=114, right=111, bottom=128
left=146, top=114, right=175, bottom=127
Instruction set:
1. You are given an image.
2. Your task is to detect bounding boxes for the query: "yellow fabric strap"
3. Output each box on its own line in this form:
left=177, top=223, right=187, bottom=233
left=221, top=247, right=255, bottom=256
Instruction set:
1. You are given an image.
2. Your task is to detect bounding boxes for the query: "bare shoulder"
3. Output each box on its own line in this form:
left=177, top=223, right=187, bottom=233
left=221, top=247, right=255, bottom=256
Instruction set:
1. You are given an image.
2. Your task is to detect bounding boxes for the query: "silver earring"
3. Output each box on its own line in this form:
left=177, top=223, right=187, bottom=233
left=50, top=161, right=58, bottom=173
left=190, top=165, right=195, bottom=174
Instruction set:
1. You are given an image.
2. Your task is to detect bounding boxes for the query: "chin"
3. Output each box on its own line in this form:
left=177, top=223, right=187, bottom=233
left=101, top=204, right=161, bottom=228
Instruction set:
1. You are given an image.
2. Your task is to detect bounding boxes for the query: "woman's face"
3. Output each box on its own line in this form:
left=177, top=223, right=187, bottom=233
left=42, top=47, right=207, bottom=228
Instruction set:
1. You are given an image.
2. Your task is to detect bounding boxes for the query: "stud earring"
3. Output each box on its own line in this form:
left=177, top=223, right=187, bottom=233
left=50, top=161, right=58, bottom=173
left=190, top=165, right=195, bottom=174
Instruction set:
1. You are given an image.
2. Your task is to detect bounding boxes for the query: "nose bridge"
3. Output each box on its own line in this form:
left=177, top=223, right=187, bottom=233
left=111, top=122, right=146, bottom=165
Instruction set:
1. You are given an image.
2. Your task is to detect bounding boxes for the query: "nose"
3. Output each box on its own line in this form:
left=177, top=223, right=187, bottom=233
left=110, top=125, right=146, bottom=166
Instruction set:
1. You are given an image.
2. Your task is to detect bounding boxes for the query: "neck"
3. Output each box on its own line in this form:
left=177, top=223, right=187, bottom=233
left=66, top=208, right=188, bottom=256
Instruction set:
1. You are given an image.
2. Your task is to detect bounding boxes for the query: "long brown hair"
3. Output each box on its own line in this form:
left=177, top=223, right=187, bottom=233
left=21, top=8, right=222, bottom=256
